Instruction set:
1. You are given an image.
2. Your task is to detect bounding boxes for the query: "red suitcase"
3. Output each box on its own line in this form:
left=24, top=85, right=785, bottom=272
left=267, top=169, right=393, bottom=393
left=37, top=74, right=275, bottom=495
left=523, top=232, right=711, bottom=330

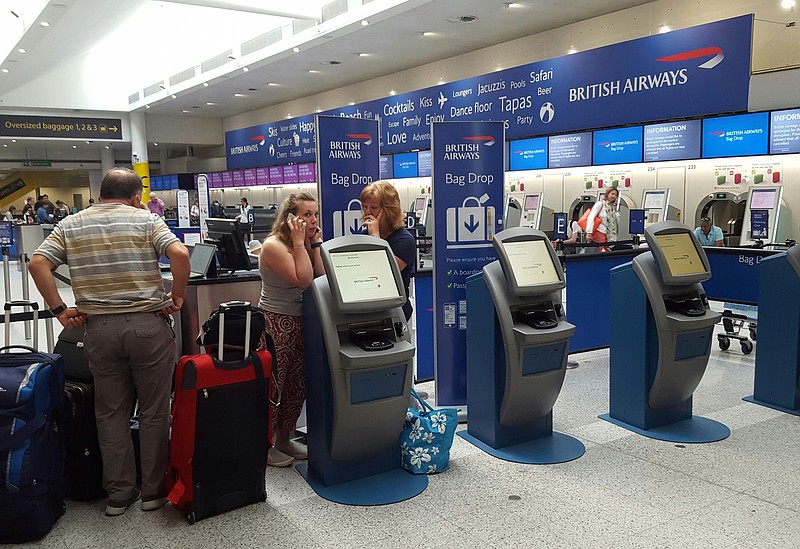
left=167, top=301, right=273, bottom=524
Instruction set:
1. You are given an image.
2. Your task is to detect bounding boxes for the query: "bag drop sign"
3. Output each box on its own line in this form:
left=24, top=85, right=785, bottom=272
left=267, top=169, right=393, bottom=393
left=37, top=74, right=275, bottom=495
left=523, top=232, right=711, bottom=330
left=431, top=121, right=504, bottom=405
left=316, top=115, right=380, bottom=241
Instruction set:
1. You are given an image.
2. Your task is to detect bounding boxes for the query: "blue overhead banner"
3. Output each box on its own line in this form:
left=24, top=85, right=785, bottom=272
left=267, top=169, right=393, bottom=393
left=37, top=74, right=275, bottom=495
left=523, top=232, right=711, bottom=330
left=226, top=15, right=752, bottom=168
left=315, top=115, right=380, bottom=240
left=432, top=121, right=505, bottom=406
left=227, top=114, right=316, bottom=169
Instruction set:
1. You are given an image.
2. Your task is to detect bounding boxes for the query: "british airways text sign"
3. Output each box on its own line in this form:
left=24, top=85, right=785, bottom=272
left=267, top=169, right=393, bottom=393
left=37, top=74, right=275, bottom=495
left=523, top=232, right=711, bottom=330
left=226, top=15, right=752, bottom=169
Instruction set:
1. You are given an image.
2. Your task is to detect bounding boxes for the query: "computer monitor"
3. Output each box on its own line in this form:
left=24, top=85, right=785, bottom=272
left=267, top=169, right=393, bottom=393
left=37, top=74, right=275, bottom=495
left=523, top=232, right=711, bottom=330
left=413, top=196, right=428, bottom=218
left=644, top=223, right=711, bottom=285
left=321, top=236, right=406, bottom=314
left=629, top=209, right=645, bottom=235
left=523, top=194, right=540, bottom=211
left=750, top=210, right=769, bottom=239
left=189, top=242, right=217, bottom=278
left=493, top=228, right=565, bottom=296
left=643, top=190, right=666, bottom=210
left=749, top=188, right=777, bottom=210
left=204, top=217, right=252, bottom=274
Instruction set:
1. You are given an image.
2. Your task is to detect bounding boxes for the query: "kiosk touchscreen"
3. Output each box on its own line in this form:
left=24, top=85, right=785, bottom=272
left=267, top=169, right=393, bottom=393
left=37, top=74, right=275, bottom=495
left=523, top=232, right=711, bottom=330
left=412, top=196, right=428, bottom=223
left=522, top=193, right=542, bottom=229
left=301, top=235, right=424, bottom=504
left=462, top=227, right=584, bottom=463
left=741, top=185, right=785, bottom=246
left=603, top=221, right=727, bottom=442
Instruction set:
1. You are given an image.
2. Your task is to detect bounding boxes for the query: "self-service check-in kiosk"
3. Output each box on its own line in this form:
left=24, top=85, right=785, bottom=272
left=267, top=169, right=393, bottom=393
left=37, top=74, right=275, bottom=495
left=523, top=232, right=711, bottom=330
left=601, top=221, right=729, bottom=442
left=745, top=245, right=800, bottom=415
left=459, top=228, right=585, bottom=463
left=740, top=185, right=787, bottom=247
left=300, top=235, right=427, bottom=504
left=642, top=189, right=679, bottom=229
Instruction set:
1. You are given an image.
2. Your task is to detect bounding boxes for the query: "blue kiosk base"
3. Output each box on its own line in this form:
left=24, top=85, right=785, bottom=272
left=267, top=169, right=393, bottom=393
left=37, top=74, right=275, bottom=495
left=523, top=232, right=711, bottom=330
left=742, top=395, right=800, bottom=417
left=296, top=463, right=428, bottom=506
left=457, top=431, right=585, bottom=464
left=598, top=413, right=730, bottom=443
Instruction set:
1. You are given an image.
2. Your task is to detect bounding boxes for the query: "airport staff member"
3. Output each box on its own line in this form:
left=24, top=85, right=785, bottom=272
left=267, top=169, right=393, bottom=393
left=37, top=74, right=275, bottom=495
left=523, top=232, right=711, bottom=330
left=694, top=217, right=724, bottom=247
left=29, top=167, right=191, bottom=518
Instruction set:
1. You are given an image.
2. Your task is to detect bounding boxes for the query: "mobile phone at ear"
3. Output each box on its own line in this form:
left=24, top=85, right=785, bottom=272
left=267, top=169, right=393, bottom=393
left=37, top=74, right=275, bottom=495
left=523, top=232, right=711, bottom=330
left=287, top=213, right=297, bottom=222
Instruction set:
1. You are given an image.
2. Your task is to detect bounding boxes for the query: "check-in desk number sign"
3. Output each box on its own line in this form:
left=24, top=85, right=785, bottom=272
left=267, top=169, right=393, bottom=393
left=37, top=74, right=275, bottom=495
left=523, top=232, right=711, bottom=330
left=446, top=194, right=494, bottom=243
left=333, top=199, right=363, bottom=238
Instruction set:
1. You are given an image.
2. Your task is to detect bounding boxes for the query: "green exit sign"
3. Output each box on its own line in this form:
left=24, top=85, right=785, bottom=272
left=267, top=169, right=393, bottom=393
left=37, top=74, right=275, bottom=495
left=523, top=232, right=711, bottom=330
left=23, top=161, right=52, bottom=167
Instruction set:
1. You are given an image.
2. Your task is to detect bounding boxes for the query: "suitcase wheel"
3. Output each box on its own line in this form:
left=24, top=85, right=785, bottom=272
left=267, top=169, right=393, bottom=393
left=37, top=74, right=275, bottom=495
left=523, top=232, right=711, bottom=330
left=187, top=512, right=196, bottom=525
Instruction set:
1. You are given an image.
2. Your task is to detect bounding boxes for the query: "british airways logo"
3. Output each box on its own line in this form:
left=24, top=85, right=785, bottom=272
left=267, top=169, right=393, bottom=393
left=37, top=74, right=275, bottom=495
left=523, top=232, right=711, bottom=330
left=328, top=133, right=373, bottom=159
left=442, top=135, right=494, bottom=161
left=230, top=135, right=262, bottom=155
left=569, top=45, right=724, bottom=103
left=657, top=47, right=724, bottom=69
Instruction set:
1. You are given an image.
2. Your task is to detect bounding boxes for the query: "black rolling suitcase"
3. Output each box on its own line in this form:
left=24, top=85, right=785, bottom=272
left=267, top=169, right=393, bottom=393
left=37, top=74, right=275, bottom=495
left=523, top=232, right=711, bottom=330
left=0, top=301, right=65, bottom=543
left=62, top=379, right=105, bottom=501
left=55, top=324, right=105, bottom=500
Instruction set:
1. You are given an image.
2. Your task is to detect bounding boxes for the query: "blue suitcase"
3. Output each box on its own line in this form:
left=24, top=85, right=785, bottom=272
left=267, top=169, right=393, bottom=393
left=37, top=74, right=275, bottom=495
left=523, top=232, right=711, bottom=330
left=0, top=302, right=65, bottom=542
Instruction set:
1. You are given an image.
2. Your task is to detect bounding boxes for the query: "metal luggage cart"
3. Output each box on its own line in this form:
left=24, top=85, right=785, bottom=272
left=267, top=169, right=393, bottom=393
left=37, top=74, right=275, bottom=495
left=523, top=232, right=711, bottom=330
left=717, top=309, right=756, bottom=355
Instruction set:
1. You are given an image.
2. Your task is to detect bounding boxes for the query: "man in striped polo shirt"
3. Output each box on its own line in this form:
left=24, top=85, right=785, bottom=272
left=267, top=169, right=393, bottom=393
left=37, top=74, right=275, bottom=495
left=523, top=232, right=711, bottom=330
left=30, top=167, right=191, bottom=517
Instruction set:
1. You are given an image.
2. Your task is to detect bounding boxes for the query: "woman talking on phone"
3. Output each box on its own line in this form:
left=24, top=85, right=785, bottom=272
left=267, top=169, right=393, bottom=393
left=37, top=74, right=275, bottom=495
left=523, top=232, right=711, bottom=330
left=259, top=192, right=324, bottom=467
left=360, top=181, right=416, bottom=321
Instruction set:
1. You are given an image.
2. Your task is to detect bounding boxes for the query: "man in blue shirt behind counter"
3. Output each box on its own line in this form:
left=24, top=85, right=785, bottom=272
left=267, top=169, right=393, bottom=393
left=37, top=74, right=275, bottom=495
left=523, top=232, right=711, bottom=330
left=694, top=217, right=724, bottom=246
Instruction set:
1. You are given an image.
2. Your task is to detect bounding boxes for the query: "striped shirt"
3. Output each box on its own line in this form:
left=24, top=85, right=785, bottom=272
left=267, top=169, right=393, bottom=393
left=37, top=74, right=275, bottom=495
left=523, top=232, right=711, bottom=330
left=34, top=203, right=179, bottom=315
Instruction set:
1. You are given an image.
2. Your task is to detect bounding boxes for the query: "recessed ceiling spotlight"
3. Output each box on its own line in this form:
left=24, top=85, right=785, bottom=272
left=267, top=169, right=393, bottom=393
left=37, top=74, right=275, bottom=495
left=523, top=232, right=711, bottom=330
left=349, top=102, right=355, bottom=106
left=267, top=82, right=278, bottom=86
left=242, top=67, right=249, bottom=72
left=438, top=79, right=446, bottom=85
left=39, top=21, right=50, bottom=27
left=417, top=31, right=435, bottom=37
left=203, top=82, right=209, bottom=87
left=389, top=89, right=396, bottom=95
left=315, top=108, right=322, bottom=113
left=1, top=69, right=8, bottom=74
left=11, top=140, right=16, bottom=143
left=502, top=2, right=524, bottom=8
left=782, top=0, right=795, bottom=9
left=104, top=145, right=110, bottom=149
left=568, top=47, right=578, bottom=54
left=357, top=52, right=369, bottom=57
left=154, top=143, right=159, bottom=146
left=361, top=20, right=369, bottom=26
left=145, top=104, right=151, bottom=109
left=171, top=94, right=177, bottom=99
left=293, top=47, right=300, bottom=53
left=286, top=113, right=292, bottom=119
left=308, top=69, right=320, bottom=74
left=206, top=102, right=216, bottom=106
left=2, top=144, right=7, bottom=148
left=85, top=141, right=91, bottom=144
left=234, top=93, right=246, bottom=97
left=182, top=110, right=190, bottom=113
left=18, top=48, right=26, bottom=54
left=72, top=145, right=77, bottom=149
left=659, top=25, right=671, bottom=33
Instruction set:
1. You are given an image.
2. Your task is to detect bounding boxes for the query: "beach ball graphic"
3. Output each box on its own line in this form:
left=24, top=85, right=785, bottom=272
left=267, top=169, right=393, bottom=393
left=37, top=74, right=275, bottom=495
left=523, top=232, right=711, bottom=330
left=540, top=102, right=555, bottom=124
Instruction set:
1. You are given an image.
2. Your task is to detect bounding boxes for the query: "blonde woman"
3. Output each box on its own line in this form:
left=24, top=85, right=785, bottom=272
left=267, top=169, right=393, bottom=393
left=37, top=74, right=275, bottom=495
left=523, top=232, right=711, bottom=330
left=259, top=192, right=324, bottom=467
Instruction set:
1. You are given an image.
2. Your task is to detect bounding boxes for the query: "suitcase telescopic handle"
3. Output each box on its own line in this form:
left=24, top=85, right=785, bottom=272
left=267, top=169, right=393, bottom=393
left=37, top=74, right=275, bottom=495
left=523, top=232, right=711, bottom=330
left=4, top=300, right=39, bottom=350
left=217, top=300, right=252, bottom=361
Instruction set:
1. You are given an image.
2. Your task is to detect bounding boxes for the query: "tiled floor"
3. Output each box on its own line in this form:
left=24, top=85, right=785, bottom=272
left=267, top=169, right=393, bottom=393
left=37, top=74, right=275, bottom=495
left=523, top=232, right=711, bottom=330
left=5, top=264, right=800, bottom=548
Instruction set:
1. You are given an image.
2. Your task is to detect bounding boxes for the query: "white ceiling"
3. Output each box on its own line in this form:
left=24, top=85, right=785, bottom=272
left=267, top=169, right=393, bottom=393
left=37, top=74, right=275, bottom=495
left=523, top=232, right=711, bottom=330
left=0, top=0, right=656, bottom=164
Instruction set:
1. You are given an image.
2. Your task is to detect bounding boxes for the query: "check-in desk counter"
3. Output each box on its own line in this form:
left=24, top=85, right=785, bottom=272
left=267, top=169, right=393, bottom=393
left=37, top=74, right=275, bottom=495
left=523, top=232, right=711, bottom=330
left=564, top=247, right=647, bottom=352
left=164, top=273, right=262, bottom=356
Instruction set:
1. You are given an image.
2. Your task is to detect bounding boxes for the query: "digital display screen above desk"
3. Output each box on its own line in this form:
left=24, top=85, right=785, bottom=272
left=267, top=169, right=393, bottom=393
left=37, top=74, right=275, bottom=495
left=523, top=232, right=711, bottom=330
left=329, top=250, right=401, bottom=303
left=593, top=126, right=643, bottom=165
left=654, top=233, right=707, bottom=277
left=749, top=188, right=777, bottom=210
left=702, top=112, right=769, bottom=159
left=509, top=137, right=548, bottom=171
left=502, top=240, right=560, bottom=287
